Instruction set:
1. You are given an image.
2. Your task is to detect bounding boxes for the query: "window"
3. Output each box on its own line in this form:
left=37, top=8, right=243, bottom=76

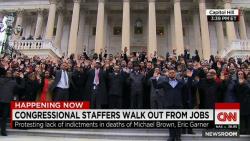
left=134, top=18, right=143, bottom=34
left=156, top=26, right=164, bottom=36
left=92, top=27, right=96, bottom=36
left=113, top=26, right=122, bottom=35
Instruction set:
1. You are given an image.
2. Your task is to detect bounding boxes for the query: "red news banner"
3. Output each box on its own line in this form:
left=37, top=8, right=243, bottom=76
left=11, top=101, right=90, bottom=128
left=11, top=101, right=90, bottom=110
left=11, top=101, right=214, bottom=129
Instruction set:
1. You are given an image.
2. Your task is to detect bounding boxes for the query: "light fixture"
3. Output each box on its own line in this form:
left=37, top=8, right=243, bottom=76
left=0, top=13, right=22, bottom=58
left=135, top=18, right=142, bottom=28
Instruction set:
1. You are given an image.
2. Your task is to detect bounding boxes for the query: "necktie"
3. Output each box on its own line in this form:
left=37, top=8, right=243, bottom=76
left=95, top=69, right=99, bottom=85
left=64, top=71, right=68, bottom=87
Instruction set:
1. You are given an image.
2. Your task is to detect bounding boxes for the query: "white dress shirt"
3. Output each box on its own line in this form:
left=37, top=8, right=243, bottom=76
left=169, top=79, right=178, bottom=88
left=57, top=70, right=69, bottom=89
left=93, top=68, right=100, bottom=85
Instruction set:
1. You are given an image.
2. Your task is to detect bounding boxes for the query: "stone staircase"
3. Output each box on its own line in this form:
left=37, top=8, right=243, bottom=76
left=6, top=128, right=250, bottom=141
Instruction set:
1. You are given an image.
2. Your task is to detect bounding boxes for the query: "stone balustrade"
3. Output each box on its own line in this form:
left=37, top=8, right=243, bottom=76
left=221, top=40, right=250, bottom=59
left=9, top=40, right=62, bottom=58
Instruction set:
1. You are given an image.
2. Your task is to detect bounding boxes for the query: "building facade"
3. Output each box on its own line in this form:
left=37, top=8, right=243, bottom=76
left=0, top=0, right=250, bottom=59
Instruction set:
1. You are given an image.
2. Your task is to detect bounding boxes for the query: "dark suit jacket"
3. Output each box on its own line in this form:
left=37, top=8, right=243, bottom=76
left=149, top=76, right=166, bottom=109
left=0, top=77, right=24, bottom=103
left=152, top=78, right=185, bottom=108
left=149, top=76, right=166, bottom=98
left=0, top=67, right=6, bottom=76
left=235, top=81, right=250, bottom=115
left=84, top=69, right=108, bottom=105
left=182, top=77, right=198, bottom=109
left=198, top=79, right=220, bottom=109
left=128, top=72, right=145, bottom=94
left=144, top=68, right=155, bottom=108
left=49, top=70, right=74, bottom=92
left=24, top=79, right=41, bottom=101
left=107, top=72, right=126, bottom=96
left=70, top=69, right=87, bottom=101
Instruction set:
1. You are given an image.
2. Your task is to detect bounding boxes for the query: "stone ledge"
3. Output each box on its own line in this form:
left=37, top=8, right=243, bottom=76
left=6, top=129, right=250, bottom=140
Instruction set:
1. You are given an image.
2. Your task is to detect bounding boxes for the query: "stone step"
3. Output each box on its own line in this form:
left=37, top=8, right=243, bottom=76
left=6, top=128, right=250, bottom=141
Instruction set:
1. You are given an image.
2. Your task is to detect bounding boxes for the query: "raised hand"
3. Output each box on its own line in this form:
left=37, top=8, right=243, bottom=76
left=220, top=74, right=225, bottom=81
left=217, top=62, right=222, bottom=69
left=124, top=47, right=128, bottom=53
left=4, top=63, right=9, bottom=70
left=19, top=72, right=24, bottom=78
left=187, top=70, right=193, bottom=77
left=36, top=74, right=41, bottom=80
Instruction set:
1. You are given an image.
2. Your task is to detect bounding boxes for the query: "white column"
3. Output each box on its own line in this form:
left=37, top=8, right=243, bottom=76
left=224, top=0, right=236, bottom=43
left=170, top=8, right=175, bottom=53
left=15, top=10, right=24, bottom=27
left=0, top=13, right=3, bottom=21
left=103, top=9, right=108, bottom=53
left=95, top=0, right=105, bottom=54
left=148, top=0, right=157, bottom=56
left=199, top=0, right=211, bottom=60
left=215, top=22, right=225, bottom=55
left=238, top=8, right=247, bottom=39
left=14, top=10, right=24, bottom=39
left=173, top=0, right=184, bottom=55
left=45, top=0, right=57, bottom=39
left=34, top=9, right=44, bottom=39
left=77, top=11, right=86, bottom=53
left=121, top=0, right=130, bottom=54
left=193, top=9, right=202, bottom=57
left=55, top=9, right=64, bottom=48
left=68, top=0, right=81, bottom=56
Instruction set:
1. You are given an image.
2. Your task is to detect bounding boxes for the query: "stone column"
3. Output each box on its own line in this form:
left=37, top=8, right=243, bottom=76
left=77, top=11, right=85, bottom=53
left=15, top=10, right=24, bottom=27
left=121, top=0, right=130, bottom=54
left=173, top=0, right=184, bottom=55
left=68, top=0, right=81, bottom=55
left=215, top=22, right=225, bottom=55
left=170, top=8, right=175, bottom=52
left=95, top=0, right=105, bottom=54
left=0, top=13, right=3, bottom=21
left=34, top=9, right=44, bottom=39
left=45, top=0, right=57, bottom=39
left=199, top=0, right=211, bottom=60
left=238, top=8, right=247, bottom=39
left=148, top=0, right=157, bottom=56
left=193, top=8, right=202, bottom=57
left=14, top=9, right=24, bottom=39
left=55, top=9, right=64, bottom=49
left=104, top=11, right=108, bottom=53
left=224, top=0, right=236, bottom=43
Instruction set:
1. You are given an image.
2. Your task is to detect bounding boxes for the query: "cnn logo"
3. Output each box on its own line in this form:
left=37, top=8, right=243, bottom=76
left=215, top=103, right=240, bottom=125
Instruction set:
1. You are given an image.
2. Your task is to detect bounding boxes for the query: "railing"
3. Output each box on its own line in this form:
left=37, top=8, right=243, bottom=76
left=9, top=40, right=62, bottom=57
left=221, top=40, right=250, bottom=59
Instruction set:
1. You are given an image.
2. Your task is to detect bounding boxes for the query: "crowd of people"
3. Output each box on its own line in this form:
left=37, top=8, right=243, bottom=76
left=0, top=48, right=250, bottom=140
